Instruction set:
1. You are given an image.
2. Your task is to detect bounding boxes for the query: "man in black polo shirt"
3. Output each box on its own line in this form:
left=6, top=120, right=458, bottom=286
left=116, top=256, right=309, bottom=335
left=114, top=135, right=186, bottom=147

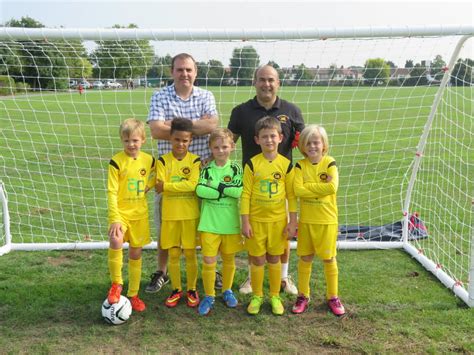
left=228, top=64, right=305, bottom=296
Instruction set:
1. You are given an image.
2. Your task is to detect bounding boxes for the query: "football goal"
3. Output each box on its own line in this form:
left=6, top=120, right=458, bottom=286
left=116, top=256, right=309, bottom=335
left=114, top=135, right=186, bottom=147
left=0, top=26, right=472, bottom=307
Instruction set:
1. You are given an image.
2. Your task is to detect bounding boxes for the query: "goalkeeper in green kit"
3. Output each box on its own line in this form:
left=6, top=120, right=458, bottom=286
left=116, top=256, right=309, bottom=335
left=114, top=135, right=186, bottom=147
left=196, top=128, right=244, bottom=316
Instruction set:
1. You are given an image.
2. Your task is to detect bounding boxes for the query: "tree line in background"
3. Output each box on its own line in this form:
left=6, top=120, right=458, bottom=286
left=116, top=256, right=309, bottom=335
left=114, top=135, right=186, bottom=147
left=0, top=16, right=472, bottom=94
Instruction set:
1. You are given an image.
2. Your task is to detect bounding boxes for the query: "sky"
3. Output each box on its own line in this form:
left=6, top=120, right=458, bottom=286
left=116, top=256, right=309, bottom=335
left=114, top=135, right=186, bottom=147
left=1, top=0, right=473, bottom=68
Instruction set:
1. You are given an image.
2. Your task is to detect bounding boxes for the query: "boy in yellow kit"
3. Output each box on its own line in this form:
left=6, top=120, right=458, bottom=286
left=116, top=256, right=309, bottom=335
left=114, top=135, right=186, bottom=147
left=241, top=116, right=298, bottom=315
left=107, top=118, right=156, bottom=312
left=155, top=118, right=201, bottom=308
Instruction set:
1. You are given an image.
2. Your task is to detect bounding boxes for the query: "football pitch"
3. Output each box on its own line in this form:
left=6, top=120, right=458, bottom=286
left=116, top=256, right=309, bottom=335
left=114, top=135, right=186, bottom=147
left=0, top=86, right=472, bottom=353
left=2, top=85, right=470, bottom=243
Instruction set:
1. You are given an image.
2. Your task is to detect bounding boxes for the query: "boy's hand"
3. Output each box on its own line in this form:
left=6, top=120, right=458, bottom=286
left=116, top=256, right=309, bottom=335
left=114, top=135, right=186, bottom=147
left=155, top=180, right=164, bottom=193
left=200, top=157, right=212, bottom=168
left=108, top=222, right=123, bottom=240
left=241, top=215, right=253, bottom=238
left=242, top=223, right=253, bottom=239
left=286, top=221, right=298, bottom=240
left=325, top=174, right=333, bottom=183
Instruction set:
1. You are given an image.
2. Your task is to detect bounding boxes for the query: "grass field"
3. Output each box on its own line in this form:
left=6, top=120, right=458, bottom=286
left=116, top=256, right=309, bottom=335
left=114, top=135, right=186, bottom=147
left=0, top=86, right=472, bottom=352
left=0, top=249, right=472, bottom=353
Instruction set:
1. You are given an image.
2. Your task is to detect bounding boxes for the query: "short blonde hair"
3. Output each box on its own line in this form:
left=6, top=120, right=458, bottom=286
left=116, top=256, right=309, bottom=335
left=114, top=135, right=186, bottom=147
left=298, top=124, right=329, bottom=157
left=209, top=127, right=234, bottom=146
left=119, top=118, right=146, bottom=140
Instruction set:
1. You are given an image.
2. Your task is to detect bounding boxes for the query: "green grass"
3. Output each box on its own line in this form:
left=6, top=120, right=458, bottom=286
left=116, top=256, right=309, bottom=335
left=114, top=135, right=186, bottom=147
left=0, top=249, right=472, bottom=353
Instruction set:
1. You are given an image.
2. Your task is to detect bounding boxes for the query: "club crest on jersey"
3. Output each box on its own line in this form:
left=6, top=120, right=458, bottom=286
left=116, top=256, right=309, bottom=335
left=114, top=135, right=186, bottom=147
left=139, top=168, right=147, bottom=176
left=273, top=172, right=282, bottom=180
left=277, top=115, right=289, bottom=124
left=319, top=173, right=328, bottom=181
left=223, top=175, right=232, bottom=183
left=181, top=167, right=191, bottom=175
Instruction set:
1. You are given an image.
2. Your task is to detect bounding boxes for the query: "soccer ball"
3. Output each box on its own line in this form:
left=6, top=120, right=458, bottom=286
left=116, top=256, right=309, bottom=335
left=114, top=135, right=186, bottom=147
left=101, top=295, right=132, bottom=325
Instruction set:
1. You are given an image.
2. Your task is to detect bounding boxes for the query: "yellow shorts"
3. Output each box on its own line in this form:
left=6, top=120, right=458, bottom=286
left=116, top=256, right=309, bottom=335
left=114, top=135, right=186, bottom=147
left=117, top=217, right=151, bottom=248
left=200, top=232, right=244, bottom=257
left=245, top=219, right=287, bottom=257
left=161, top=219, right=199, bottom=250
left=296, top=223, right=338, bottom=259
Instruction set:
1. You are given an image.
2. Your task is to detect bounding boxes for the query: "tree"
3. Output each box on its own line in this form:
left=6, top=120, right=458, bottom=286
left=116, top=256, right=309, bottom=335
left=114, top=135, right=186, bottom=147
left=386, top=60, right=397, bottom=77
left=430, top=54, right=446, bottom=81
left=91, top=24, right=154, bottom=80
left=293, top=63, right=314, bottom=85
left=405, top=60, right=414, bottom=68
left=147, top=54, right=172, bottom=86
left=363, top=58, right=390, bottom=85
left=403, top=63, right=428, bottom=86
left=450, top=58, right=473, bottom=86
left=229, top=46, right=260, bottom=86
left=5, top=16, right=44, bottom=28
left=196, top=59, right=226, bottom=86
left=4, top=17, right=90, bottom=90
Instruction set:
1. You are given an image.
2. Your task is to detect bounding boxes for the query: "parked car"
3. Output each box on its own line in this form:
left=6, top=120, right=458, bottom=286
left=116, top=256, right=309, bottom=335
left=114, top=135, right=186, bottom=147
left=92, top=80, right=104, bottom=89
left=104, top=80, right=122, bottom=89
left=69, top=80, right=78, bottom=88
left=79, top=80, right=91, bottom=89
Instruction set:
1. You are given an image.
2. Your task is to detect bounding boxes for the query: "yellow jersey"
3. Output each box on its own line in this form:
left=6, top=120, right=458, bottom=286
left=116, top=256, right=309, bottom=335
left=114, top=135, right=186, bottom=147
left=241, top=153, right=297, bottom=222
left=107, top=151, right=156, bottom=224
left=294, top=155, right=338, bottom=224
left=157, top=151, right=200, bottom=221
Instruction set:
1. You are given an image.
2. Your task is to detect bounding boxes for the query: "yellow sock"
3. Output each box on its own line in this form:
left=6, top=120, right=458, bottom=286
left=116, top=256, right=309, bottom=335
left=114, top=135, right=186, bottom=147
left=184, top=249, right=198, bottom=291
left=324, top=259, right=339, bottom=299
left=127, top=258, right=142, bottom=297
left=298, top=259, right=312, bottom=298
left=168, top=247, right=182, bottom=291
left=221, top=253, right=236, bottom=291
left=250, top=264, right=264, bottom=297
left=108, top=248, right=123, bottom=285
left=268, top=261, right=281, bottom=297
left=202, top=261, right=216, bottom=297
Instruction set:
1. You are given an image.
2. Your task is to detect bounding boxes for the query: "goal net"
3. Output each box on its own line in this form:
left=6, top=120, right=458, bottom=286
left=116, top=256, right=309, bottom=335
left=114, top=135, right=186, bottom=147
left=0, top=26, right=472, bottom=306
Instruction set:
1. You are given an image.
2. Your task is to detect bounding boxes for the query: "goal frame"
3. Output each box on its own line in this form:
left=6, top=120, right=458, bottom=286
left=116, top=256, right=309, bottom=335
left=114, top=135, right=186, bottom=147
left=0, top=25, right=472, bottom=307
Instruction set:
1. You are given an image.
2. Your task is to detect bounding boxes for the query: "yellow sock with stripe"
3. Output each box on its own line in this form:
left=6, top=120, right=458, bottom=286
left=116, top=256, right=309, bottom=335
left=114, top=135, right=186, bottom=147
left=202, top=261, right=216, bottom=297
left=127, top=257, right=142, bottom=297
left=108, top=248, right=123, bottom=285
left=297, top=259, right=312, bottom=298
left=221, top=253, right=236, bottom=291
left=184, top=248, right=198, bottom=291
left=250, top=264, right=264, bottom=297
left=324, top=259, right=339, bottom=299
left=168, top=247, right=182, bottom=291
left=268, top=261, right=281, bottom=297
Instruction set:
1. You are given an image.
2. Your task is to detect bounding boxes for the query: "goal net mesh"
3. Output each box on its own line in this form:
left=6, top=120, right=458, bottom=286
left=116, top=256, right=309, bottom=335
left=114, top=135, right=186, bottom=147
left=0, top=29, right=472, bottom=301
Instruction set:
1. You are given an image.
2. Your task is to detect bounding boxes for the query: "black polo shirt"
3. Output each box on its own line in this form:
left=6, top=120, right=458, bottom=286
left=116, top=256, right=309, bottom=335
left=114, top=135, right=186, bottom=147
left=228, top=96, right=305, bottom=165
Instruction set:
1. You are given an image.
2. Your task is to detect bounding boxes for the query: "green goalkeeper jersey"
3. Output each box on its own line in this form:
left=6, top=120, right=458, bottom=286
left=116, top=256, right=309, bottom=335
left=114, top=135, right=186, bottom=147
left=196, top=160, right=243, bottom=235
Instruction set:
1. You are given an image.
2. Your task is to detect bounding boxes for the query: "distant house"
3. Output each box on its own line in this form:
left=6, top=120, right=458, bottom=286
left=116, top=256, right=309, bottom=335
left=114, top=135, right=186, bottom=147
left=391, top=68, right=411, bottom=81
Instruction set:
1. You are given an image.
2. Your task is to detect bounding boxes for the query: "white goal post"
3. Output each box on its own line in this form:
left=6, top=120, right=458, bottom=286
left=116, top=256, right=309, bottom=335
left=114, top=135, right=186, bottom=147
left=0, top=26, right=472, bottom=307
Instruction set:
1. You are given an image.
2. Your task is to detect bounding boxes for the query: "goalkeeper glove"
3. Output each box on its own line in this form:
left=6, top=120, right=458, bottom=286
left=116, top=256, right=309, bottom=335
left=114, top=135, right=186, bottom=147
left=291, top=131, right=300, bottom=149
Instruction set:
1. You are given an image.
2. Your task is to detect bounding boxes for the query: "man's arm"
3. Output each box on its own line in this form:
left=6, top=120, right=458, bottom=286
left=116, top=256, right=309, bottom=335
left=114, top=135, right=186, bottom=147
left=191, top=114, right=219, bottom=136
left=149, top=120, right=171, bottom=140
left=149, top=115, right=218, bottom=140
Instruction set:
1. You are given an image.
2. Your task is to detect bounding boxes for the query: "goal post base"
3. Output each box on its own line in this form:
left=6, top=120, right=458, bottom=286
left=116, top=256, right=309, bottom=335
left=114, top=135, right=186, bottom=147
left=403, top=243, right=471, bottom=307
left=0, top=244, right=12, bottom=256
